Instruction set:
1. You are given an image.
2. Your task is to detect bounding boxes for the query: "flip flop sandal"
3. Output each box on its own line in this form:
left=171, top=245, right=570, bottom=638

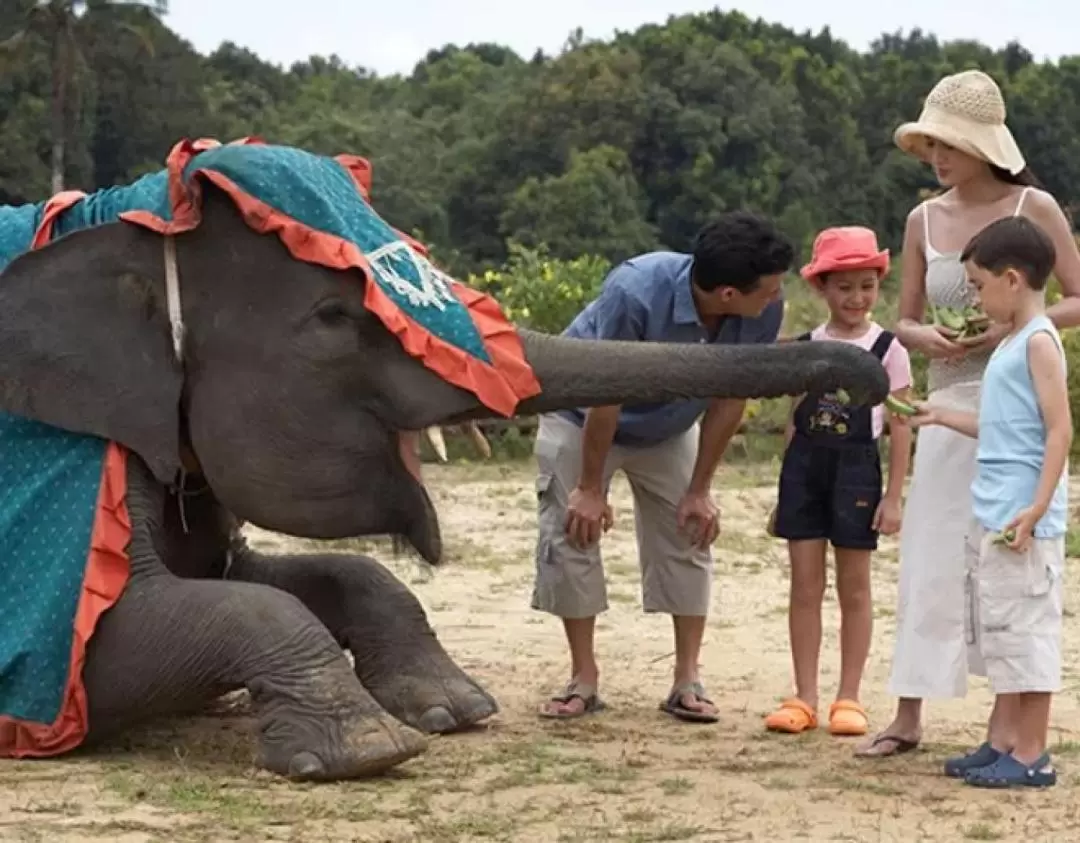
left=854, top=732, right=920, bottom=758
left=828, top=699, right=868, bottom=736
left=764, top=698, right=818, bottom=734
left=538, top=681, right=606, bottom=719
left=659, top=681, right=719, bottom=723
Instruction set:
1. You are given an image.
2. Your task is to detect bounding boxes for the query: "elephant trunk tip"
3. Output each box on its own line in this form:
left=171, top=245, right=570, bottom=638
left=392, top=533, right=443, bottom=567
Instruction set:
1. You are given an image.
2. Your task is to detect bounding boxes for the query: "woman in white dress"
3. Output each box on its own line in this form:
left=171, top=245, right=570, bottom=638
left=856, top=70, right=1080, bottom=758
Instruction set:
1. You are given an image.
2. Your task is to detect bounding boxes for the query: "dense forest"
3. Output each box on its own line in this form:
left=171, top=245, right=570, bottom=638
left=4, top=0, right=1079, bottom=280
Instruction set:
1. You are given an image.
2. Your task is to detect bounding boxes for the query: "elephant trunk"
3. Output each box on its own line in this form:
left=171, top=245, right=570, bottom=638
left=504, top=329, right=891, bottom=416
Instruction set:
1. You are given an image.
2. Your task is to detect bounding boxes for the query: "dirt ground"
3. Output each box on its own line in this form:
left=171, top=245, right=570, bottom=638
left=2, top=458, right=1080, bottom=843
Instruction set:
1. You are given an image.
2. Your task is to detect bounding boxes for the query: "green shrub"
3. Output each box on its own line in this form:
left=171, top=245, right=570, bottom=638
left=467, top=242, right=611, bottom=335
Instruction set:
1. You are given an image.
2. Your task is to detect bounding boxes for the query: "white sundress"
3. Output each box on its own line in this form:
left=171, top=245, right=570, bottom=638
left=886, top=187, right=1031, bottom=699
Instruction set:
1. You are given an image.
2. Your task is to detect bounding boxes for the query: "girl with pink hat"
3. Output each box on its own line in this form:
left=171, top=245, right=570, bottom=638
left=856, top=70, right=1080, bottom=768
left=765, top=226, right=914, bottom=737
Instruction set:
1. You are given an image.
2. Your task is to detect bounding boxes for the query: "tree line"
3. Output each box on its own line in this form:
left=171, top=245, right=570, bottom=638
left=3, top=1, right=1079, bottom=282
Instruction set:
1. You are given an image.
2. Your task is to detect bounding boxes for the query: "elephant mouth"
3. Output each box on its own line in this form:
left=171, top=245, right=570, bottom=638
left=398, top=431, right=426, bottom=485
left=397, top=430, right=443, bottom=566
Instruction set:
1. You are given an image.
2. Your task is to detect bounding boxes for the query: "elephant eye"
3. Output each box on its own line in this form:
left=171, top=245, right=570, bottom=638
left=313, top=299, right=350, bottom=326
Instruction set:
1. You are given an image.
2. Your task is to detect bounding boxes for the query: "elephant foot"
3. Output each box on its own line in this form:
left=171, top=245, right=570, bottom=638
left=360, top=658, right=499, bottom=735
left=258, top=707, right=429, bottom=782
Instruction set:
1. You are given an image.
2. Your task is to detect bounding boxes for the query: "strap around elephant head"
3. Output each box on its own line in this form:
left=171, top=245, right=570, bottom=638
left=164, top=235, right=185, bottom=363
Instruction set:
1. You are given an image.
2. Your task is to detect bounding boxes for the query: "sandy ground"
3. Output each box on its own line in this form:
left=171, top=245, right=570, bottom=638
left=2, top=458, right=1080, bottom=842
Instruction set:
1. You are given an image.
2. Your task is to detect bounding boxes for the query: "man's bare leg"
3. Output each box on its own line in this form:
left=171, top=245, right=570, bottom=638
left=669, top=615, right=718, bottom=716
left=539, top=617, right=600, bottom=716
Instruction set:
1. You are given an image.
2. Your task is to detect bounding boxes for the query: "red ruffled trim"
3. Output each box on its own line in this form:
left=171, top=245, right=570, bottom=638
left=121, top=138, right=540, bottom=416
left=29, top=190, right=87, bottom=248
left=0, top=444, right=130, bottom=757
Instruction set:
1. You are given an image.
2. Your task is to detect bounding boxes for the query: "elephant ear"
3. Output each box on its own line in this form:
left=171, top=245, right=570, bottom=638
left=0, top=219, right=183, bottom=484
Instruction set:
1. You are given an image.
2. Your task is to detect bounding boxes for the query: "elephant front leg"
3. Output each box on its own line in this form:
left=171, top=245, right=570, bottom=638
left=228, top=547, right=498, bottom=733
left=82, top=573, right=428, bottom=780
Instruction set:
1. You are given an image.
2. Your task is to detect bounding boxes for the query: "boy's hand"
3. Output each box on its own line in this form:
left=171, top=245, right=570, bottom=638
left=1001, top=506, right=1043, bottom=553
left=873, top=496, right=903, bottom=536
left=899, top=401, right=939, bottom=428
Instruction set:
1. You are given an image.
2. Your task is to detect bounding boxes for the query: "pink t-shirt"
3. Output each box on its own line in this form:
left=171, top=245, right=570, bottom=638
left=810, top=322, right=912, bottom=439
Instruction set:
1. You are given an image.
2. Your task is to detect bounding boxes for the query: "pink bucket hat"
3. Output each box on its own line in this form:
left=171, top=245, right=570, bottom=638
left=800, top=226, right=890, bottom=282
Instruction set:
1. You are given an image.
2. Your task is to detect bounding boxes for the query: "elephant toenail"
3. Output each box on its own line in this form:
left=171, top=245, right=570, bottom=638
left=417, top=705, right=456, bottom=733
left=287, top=751, right=326, bottom=779
left=462, top=694, right=498, bottom=724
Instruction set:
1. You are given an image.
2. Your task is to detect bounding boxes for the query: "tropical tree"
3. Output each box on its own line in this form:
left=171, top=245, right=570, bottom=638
left=0, top=0, right=167, bottom=192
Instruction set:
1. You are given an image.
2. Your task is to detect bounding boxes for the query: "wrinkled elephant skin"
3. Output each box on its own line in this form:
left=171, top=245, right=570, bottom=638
left=0, top=184, right=889, bottom=781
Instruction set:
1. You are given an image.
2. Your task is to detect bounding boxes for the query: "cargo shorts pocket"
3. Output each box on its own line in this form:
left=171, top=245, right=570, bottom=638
left=964, top=568, right=978, bottom=647
left=979, top=549, right=1054, bottom=659
left=534, top=473, right=556, bottom=567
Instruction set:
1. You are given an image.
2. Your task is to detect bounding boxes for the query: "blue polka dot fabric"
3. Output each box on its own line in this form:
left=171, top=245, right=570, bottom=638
left=0, top=414, right=106, bottom=725
left=181, top=144, right=492, bottom=363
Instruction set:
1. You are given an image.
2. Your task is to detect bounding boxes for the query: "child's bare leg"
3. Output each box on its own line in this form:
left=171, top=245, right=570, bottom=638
left=987, top=696, right=1014, bottom=752
left=787, top=539, right=828, bottom=707
left=1011, top=692, right=1052, bottom=765
left=834, top=547, right=872, bottom=704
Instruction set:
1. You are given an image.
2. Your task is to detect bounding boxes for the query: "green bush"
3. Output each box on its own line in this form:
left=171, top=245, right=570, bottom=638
left=467, top=242, right=611, bottom=335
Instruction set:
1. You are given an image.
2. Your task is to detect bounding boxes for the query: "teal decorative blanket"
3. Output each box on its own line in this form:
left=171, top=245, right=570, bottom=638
left=0, top=416, right=107, bottom=724
left=0, top=197, right=129, bottom=757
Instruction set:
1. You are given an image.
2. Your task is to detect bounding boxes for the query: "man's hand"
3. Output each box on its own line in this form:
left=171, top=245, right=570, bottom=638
left=872, top=495, right=903, bottom=536
left=565, top=486, right=614, bottom=549
left=676, top=491, right=720, bottom=550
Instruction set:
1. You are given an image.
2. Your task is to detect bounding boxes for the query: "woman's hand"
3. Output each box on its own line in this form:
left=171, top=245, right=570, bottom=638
left=954, top=319, right=1009, bottom=355
left=903, top=323, right=968, bottom=361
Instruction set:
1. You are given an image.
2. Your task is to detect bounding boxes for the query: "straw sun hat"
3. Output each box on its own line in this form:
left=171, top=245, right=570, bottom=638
left=893, top=69, right=1025, bottom=175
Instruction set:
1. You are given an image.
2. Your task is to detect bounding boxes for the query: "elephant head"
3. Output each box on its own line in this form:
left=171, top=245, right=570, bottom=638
left=0, top=185, right=889, bottom=565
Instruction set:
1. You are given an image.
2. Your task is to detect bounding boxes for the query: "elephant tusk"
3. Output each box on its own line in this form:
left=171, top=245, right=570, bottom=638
left=424, top=426, right=448, bottom=462
left=466, top=422, right=492, bottom=460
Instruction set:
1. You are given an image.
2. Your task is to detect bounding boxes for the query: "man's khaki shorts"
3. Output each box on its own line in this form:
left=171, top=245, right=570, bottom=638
left=964, top=517, right=1065, bottom=695
left=530, top=413, right=712, bottom=619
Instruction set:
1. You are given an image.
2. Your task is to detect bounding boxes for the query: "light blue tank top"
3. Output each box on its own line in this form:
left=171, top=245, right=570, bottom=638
left=971, top=314, right=1069, bottom=537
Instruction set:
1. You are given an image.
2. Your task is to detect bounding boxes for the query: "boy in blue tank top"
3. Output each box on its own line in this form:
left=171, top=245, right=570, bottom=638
left=907, top=215, right=1071, bottom=789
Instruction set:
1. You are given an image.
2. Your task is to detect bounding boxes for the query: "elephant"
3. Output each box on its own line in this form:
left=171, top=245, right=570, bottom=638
left=0, top=152, right=889, bottom=783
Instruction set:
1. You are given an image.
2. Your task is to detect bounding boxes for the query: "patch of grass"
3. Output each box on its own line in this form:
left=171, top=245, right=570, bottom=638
left=416, top=810, right=519, bottom=841
left=657, top=776, right=694, bottom=796
left=1050, top=739, right=1080, bottom=757
left=105, top=771, right=269, bottom=828
left=964, top=823, right=1003, bottom=841
left=816, top=772, right=904, bottom=797
left=557, top=823, right=707, bottom=842
left=1066, top=525, right=1080, bottom=558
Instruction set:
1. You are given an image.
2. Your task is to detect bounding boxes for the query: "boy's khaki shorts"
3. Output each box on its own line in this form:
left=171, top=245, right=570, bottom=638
left=530, top=413, right=712, bottom=619
left=964, top=516, right=1065, bottom=695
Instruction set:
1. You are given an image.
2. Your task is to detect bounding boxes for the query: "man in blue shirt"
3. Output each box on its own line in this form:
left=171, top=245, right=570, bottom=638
left=534, top=211, right=792, bottom=722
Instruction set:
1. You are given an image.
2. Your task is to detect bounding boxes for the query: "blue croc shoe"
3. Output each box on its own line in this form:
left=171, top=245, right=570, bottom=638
left=944, top=742, right=1000, bottom=778
left=964, top=752, right=1057, bottom=789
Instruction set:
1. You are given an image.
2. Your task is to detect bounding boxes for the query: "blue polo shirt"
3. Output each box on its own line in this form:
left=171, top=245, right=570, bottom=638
left=559, top=251, right=784, bottom=447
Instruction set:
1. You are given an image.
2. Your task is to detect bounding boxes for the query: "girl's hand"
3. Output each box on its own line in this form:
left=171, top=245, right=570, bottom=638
left=872, top=496, right=903, bottom=536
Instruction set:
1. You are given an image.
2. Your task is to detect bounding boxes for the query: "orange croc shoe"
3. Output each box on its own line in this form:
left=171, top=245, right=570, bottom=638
left=764, top=698, right=818, bottom=733
left=828, top=699, right=869, bottom=736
